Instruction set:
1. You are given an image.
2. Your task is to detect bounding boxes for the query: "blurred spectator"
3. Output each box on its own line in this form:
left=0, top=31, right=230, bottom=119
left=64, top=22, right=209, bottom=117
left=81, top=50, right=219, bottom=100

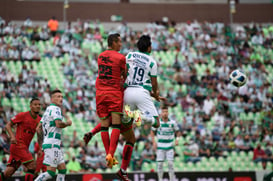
left=87, top=140, right=103, bottom=156
left=234, top=134, right=252, bottom=152
left=183, top=139, right=201, bottom=163
left=79, top=156, right=90, bottom=172
left=0, top=106, right=7, bottom=128
left=131, top=144, right=142, bottom=171
left=140, top=141, right=155, bottom=166
left=86, top=150, right=106, bottom=171
left=0, top=130, right=9, bottom=154
left=47, top=16, right=59, bottom=37
left=0, top=155, right=7, bottom=172
left=199, top=138, right=210, bottom=157
left=66, top=156, right=82, bottom=173
left=137, top=124, right=151, bottom=142
left=23, top=17, right=33, bottom=28
left=5, top=107, right=17, bottom=122
left=210, top=141, right=223, bottom=158
left=253, top=144, right=270, bottom=170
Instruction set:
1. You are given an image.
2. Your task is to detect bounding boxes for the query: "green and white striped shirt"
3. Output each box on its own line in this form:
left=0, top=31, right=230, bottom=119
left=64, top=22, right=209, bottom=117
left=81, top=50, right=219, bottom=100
left=40, top=104, right=63, bottom=148
left=155, top=119, right=179, bottom=150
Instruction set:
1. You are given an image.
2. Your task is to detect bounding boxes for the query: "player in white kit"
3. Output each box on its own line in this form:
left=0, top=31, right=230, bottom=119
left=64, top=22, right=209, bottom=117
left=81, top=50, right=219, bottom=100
left=151, top=106, right=181, bottom=181
left=124, top=35, right=161, bottom=128
left=35, top=89, right=72, bottom=181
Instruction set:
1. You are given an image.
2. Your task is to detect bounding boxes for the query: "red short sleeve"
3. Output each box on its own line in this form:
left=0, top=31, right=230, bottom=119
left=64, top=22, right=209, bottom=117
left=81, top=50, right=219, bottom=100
left=11, top=112, right=25, bottom=124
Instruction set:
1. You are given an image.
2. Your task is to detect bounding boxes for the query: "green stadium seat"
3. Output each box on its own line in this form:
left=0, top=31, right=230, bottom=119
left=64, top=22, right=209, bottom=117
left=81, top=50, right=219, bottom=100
left=239, top=151, right=247, bottom=161
left=105, top=168, right=113, bottom=173
left=1, top=98, right=11, bottom=107
left=247, top=112, right=255, bottom=120
left=142, top=162, right=151, bottom=172
left=96, top=168, right=103, bottom=173
left=195, top=162, right=203, bottom=170
left=248, top=151, right=254, bottom=160
left=185, top=162, right=195, bottom=171
left=137, top=141, right=145, bottom=152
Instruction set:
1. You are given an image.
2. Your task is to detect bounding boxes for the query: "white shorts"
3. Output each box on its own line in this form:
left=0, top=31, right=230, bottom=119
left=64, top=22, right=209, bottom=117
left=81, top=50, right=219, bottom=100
left=43, top=148, right=65, bottom=167
left=124, top=87, right=158, bottom=117
left=156, top=149, right=174, bottom=162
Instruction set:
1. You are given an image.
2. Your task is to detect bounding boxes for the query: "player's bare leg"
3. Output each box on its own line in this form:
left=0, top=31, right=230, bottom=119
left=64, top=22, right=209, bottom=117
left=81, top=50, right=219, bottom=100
left=1, top=166, right=16, bottom=180
left=1, top=159, right=21, bottom=180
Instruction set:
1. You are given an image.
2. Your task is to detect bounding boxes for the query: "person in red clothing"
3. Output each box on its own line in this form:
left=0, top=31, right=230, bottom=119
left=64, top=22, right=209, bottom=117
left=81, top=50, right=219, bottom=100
left=34, top=142, right=46, bottom=176
left=253, top=143, right=268, bottom=169
left=0, top=98, right=41, bottom=181
left=95, top=33, right=126, bottom=168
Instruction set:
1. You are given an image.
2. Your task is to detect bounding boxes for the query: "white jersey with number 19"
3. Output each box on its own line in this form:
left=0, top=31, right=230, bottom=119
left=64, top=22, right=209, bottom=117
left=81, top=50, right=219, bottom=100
left=124, top=51, right=157, bottom=91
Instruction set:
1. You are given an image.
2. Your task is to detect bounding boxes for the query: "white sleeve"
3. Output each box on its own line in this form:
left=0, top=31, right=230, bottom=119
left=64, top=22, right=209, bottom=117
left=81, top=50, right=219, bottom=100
left=173, top=121, right=180, bottom=132
left=150, top=60, right=157, bottom=77
left=52, top=107, right=63, bottom=121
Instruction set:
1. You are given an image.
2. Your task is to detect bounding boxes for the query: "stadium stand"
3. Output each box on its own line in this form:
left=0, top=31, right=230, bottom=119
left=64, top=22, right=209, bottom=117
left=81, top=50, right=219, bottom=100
left=0, top=17, right=272, bottom=176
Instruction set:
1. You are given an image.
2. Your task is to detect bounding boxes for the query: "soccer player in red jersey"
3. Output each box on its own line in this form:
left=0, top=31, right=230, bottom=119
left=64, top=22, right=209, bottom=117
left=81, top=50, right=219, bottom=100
left=0, top=98, right=41, bottom=181
left=95, top=33, right=126, bottom=168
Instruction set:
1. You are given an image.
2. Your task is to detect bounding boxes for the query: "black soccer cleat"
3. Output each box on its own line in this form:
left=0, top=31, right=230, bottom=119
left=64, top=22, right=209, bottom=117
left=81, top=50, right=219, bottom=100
left=83, top=132, right=93, bottom=145
left=116, top=169, right=131, bottom=181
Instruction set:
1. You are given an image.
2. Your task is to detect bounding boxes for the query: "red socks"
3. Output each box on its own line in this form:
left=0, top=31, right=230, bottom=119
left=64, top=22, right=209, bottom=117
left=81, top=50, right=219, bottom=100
left=101, top=127, right=110, bottom=153
left=25, top=173, right=34, bottom=181
left=91, top=123, right=101, bottom=135
left=109, top=124, right=121, bottom=156
left=121, top=142, right=134, bottom=170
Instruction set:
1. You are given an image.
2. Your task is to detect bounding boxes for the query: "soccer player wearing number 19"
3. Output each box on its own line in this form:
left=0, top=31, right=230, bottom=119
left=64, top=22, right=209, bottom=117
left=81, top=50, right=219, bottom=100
left=124, top=35, right=160, bottom=128
left=35, top=89, right=72, bottom=181
left=95, top=33, right=126, bottom=168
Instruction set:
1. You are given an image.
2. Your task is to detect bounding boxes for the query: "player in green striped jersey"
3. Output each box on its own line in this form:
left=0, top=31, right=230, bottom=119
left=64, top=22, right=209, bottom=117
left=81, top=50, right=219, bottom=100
left=151, top=106, right=181, bottom=181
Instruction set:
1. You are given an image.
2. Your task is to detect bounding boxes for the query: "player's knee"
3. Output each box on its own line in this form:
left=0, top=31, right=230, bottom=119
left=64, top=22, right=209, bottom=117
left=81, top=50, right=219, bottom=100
left=27, top=162, right=36, bottom=170
left=127, top=136, right=136, bottom=144
left=157, top=162, right=163, bottom=170
left=168, top=160, right=174, bottom=170
left=4, top=170, right=13, bottom=178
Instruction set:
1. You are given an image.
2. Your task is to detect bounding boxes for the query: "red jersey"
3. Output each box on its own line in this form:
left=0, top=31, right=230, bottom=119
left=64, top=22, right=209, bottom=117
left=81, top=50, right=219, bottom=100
left=253, top=148, right=266, bottom=160
left=11, top=111, right=41, bottom=148
left=95, top=50, right=125, bottom=91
